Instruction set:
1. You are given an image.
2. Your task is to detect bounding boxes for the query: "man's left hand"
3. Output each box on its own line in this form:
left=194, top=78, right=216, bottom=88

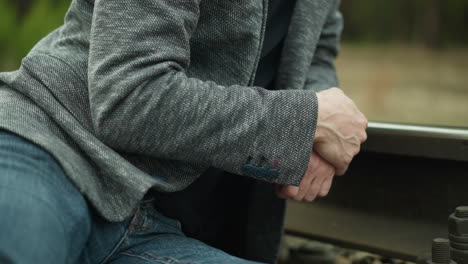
left=275, top=152, right=335, bottom=202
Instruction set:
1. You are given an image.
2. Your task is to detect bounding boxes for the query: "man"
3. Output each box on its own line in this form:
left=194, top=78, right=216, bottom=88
left=0, top=0, right=367, bottom=263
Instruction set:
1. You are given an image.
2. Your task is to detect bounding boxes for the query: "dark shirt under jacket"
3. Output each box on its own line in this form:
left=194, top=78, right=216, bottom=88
left=254, top=0, right=297, bottom=89
left=153, top=1, right=297, bottom=263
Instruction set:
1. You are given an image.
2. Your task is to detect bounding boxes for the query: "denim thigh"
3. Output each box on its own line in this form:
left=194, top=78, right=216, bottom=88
left=0, top=130, right=264, bottom=264
left=0, top=130, right=92, bottom=264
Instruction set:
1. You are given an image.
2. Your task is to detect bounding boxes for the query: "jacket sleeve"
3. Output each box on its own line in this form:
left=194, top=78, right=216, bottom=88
left=304, top=0, right=343, bottom=92
left=87, top=0, right=318, bottom=186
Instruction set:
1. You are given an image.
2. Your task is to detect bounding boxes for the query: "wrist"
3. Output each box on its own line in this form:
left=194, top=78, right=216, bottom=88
left=315, top=91, right=325, bottom=142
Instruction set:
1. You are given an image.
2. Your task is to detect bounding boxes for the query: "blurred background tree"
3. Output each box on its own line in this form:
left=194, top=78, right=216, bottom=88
left=0, top=0, right=467, bottom=126
left=1, top=0, right=468, bottom=71
left=0, top=0, right=69, bottom=71
left=340, top=0, right=468, bottom=48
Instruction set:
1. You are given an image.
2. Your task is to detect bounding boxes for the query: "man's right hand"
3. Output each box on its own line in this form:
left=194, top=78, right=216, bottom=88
left=315, top=87, right=368, bottom=176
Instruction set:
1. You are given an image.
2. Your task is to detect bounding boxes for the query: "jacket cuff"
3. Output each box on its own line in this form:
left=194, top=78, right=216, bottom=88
left=240, top=90, right=318, bottom=186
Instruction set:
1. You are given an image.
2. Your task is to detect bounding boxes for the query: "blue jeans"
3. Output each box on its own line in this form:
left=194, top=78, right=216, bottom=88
left=0, top=130, right=264, bottom=264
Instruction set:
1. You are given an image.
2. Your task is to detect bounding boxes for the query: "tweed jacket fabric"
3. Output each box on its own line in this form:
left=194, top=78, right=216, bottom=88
left=0, top=0, right=343, bottom=222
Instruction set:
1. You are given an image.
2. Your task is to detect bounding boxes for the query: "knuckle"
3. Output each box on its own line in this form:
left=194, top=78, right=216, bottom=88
left=361, top=118, right=368, bottom=127
left=287, top=190, right=297, bottom=198
left=337, top=165, right=345, bottom=175
left=362, top=132, right=368, bottom=142
left=311, top=185, right=320, bottom=197
left=338, top=164, right=349, bottom=175
left=284, top=188, right=296, bottom=198
left=305, top=192, right=316, bottom=202
left=353, top=145, right=361, bottom=156
left=343, top=155, right=352, bottom=165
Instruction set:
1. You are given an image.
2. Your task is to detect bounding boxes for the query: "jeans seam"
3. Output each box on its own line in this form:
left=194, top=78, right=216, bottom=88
left=99, top=208, right=140, bottom=264
left=120, top=250, right=198, bottom=264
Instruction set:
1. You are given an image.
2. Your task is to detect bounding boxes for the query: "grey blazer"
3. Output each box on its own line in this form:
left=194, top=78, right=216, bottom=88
left=0, top=0, right=342, bottom=222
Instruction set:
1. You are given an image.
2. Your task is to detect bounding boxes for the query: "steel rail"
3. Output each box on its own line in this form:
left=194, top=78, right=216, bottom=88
left=363, top=122, right=468, bottom=162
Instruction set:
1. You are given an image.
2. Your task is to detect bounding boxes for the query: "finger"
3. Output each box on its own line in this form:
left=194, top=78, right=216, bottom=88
left=304, top=164, right=330, bottom=202
left=275, top=184, right=287, bottom=199
left=276, top=186, right=290, bottom=200
left=318, top=174, right=334, bottom=197
left=360, top=131, right=368, bottom=143
left=358, top=130, right=367, bottom=143
left=304, top=175, right=322, bottom=202
left=296, top=178, right=313, bottom=201
left=336, top=164, right=348, bottom=176
left=363, top=117, right=369, bottom=129
left=295, top=157, right=316, bottom=200
left=353, top=144, right=361, bottom=156
left=282, top=185, right=299, bottom=200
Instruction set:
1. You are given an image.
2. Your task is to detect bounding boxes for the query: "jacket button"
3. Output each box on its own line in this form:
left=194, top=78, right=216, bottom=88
left=268, top=169, right=279, bottom=178
left=253, top=167, right=266, bottom=178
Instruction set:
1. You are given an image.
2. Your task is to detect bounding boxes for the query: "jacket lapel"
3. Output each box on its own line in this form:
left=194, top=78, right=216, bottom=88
left=276, top=0, right=331, bottom=90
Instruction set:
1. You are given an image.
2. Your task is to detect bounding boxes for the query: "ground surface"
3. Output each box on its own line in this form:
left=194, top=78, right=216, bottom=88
left=279, top=235, right=416, bottom=264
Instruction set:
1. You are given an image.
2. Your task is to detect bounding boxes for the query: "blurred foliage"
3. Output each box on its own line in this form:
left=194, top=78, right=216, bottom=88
left=1, top=0, right=467, bottom=71
left=0, top=0, right=70, bottom=71
left=15, top=0, right=69, bottom=59
left=0, top=0, right=17, bottom=62
left=340, top=0, right=468, bottom=47
left=0, top=0, right=467, bottom=126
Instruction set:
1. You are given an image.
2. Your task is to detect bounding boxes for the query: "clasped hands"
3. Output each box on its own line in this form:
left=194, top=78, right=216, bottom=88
left=276, top=88, right=368, bottom=202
